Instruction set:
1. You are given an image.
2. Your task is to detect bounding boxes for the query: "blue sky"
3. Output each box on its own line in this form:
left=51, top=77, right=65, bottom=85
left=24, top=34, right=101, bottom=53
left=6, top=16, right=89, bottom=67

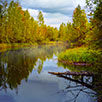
left=19, top=0, right=86, bottom=28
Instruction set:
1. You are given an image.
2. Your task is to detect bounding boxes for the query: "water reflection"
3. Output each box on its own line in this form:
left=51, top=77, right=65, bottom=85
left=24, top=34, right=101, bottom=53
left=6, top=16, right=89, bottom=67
left=0, top=45, right=66, bottom=92
left=58, top=61, right=102, bottom=102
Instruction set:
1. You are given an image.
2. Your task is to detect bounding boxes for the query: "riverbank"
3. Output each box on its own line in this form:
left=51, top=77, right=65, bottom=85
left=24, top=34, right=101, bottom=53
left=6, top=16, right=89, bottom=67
left=0, top=41, right=65, bottom=52
left=58, top=47, right=102, bottom=65
left=0, top=43, right=38, bottom=52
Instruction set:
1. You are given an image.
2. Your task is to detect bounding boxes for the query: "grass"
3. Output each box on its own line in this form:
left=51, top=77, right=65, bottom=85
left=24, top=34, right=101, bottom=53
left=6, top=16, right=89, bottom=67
left=58, top=47, right=102, bottom=64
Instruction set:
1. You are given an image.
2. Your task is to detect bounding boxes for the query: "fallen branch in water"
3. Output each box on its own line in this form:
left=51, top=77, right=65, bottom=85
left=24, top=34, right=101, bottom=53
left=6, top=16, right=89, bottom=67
left=48, top=71, right=95, bottom=89
left=48, top=71, right=94, bottom=76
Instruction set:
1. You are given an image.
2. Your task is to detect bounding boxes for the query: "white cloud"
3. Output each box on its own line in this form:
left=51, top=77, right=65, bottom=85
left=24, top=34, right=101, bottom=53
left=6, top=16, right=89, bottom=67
left=23, top=8, right=71, bottom=28
left=25, top=8, right=39, bottom=20
left=21, top=0, right=74, bottom=9
left=21, top=0, right=86, bottom=28
left=21, top=0, right=85, bottom=16
left=73, top=0, right=86, bottom=9
left=44, top=13, right=71, bottom=27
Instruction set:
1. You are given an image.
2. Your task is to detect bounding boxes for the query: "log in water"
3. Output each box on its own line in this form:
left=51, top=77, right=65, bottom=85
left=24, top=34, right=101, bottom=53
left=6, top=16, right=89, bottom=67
left=48, top=71, right=94, bottom=76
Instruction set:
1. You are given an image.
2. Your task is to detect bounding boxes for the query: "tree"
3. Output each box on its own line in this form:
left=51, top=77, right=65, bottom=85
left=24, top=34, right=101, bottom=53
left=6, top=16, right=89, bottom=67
left=59, top=22, right=67, bottom=41
left=0, top=0, right=8, bottom=43
left=72, top=5, right=88, bottom=46
left=86, top=0, right=102, bottom=48
left=66, top=22, right=72, bottom=42
left=37, top=11, right=44, bottom=25
left=46, top=26, right=56, bottom=41
left=6, top=1, right=24, bottom=43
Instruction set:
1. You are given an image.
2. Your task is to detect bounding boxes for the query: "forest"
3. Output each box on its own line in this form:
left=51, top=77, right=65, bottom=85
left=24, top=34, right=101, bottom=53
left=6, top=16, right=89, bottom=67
left=0, top=0, right=102, bottom=63
left=0, top=0, right=59, bottom=44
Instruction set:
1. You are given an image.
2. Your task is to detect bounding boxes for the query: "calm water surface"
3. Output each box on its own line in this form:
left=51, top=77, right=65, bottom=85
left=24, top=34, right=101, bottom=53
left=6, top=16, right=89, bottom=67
left=0, top=45, right=100, bottom=102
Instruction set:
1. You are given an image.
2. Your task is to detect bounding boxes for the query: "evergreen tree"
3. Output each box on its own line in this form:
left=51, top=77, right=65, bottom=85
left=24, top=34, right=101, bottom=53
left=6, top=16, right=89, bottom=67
left=72, top=5, right=88, bottom=46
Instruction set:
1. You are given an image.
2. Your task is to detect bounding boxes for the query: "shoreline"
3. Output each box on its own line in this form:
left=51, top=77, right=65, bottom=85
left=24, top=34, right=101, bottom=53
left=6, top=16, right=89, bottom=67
left=0, top=41, right=66, bottom=52
left=0, top=43, right=38, bottom=52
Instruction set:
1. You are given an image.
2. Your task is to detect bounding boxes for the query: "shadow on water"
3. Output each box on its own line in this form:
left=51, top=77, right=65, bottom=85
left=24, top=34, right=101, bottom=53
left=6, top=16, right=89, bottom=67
left=0, top=44, right=101, bottom=102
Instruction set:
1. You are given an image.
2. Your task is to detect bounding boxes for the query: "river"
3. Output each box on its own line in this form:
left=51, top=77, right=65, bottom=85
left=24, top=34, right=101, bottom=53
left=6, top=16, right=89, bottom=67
left=0, top=45, right=101, bottom=102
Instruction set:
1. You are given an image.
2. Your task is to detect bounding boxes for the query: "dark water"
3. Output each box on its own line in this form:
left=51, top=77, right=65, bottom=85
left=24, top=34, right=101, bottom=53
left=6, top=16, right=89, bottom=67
left=0, top=45, right=101, bottom=102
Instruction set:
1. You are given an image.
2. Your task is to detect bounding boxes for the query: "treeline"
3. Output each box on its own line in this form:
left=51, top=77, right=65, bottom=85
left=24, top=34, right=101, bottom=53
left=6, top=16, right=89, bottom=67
left=59, top=5, right=88, bottom=46
left=59, top=2, right=102, bottom=49
left=0, top=0, right=59, bottom=44
left=58, top=0, right=102, bottom=65
left=0, top=0, right=102, bottom=49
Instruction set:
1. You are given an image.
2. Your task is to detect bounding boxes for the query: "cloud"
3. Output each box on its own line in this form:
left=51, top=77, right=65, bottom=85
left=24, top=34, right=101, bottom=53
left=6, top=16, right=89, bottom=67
left=21, top=0, right=74, bottom=9
left=73, top=0, right=86, bottom=8
left=21, top=0, right=86, bottom=28
left=23, top=8, right=71, bottom=28
left=44, top=13, right=72, bottom=26
left=20, top=0, right=81, bottom=16
left=23, top=8, right=39, bottom=20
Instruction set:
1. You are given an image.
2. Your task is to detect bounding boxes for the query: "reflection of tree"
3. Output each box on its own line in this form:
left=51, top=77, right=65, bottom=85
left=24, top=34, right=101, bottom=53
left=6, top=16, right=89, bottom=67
left=0, top=45, right=67, bottom=92
left=36, top=59, right=44, bottom=74
left=0, top=49, right=36, bottom=91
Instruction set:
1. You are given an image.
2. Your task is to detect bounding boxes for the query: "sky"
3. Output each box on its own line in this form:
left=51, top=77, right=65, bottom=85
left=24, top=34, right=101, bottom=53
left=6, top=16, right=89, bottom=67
left=19, top=0, right=86, bottom=28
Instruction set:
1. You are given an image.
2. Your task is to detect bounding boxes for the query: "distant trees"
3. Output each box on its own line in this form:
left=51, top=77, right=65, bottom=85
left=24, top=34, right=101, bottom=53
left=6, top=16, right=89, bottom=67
left=0, top=0, right=59, bottom=44
left=58, top=5, right=88, bottom=46
left=0, top=0, right=101, bottom=49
